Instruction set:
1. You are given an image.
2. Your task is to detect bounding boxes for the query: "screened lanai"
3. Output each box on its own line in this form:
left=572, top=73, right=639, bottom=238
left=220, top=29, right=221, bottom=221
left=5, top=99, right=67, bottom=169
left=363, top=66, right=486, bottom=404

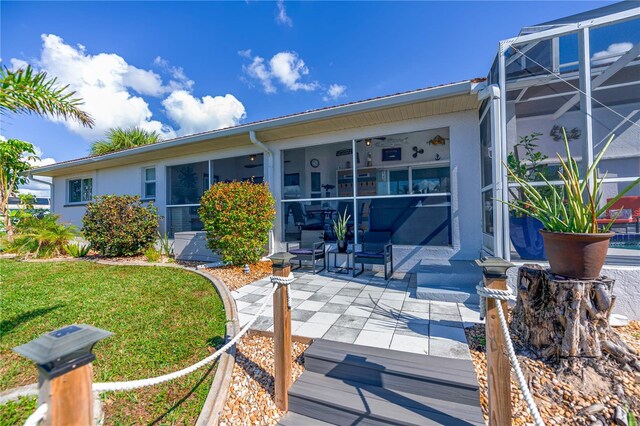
left=480, top=2, right=640, bottom=262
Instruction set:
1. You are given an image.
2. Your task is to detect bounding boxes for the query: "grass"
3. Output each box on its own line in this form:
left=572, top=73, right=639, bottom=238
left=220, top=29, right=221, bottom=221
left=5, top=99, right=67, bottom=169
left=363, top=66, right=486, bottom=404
left=0, top=260, right=226, bottom=425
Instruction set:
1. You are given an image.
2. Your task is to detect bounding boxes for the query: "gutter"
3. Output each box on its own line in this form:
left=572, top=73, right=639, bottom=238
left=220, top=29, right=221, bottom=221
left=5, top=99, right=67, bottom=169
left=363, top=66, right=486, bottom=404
left=248, top=131, right=275, bottom=256
left=27, top=174, right=55, bottom=214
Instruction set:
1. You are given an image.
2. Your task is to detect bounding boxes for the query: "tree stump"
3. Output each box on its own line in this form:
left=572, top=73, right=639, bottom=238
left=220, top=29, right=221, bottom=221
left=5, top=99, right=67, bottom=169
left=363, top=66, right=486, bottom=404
left=511, top=265, right=639, bottom=370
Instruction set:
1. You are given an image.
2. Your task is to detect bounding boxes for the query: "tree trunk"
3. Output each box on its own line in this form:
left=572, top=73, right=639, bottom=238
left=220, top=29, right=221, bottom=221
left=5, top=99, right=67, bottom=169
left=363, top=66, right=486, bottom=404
left=511, top=265, right=639, bottom=370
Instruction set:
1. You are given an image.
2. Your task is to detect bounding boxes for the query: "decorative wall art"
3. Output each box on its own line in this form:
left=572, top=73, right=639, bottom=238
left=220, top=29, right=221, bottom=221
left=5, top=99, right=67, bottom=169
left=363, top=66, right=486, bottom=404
left=382, top=147, right=402, bottom=161
left=428, top=135, right=447, bottom=145
left=412, top=146, right=424, bottom=158
left=550, top=125, right=581, bottom=142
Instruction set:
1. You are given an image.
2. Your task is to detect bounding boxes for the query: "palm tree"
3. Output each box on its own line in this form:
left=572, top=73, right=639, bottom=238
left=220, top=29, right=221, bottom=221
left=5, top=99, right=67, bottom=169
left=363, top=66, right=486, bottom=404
left=91, top=127, right=160, bottom=156
left=0, top=65, right=94, bottom=127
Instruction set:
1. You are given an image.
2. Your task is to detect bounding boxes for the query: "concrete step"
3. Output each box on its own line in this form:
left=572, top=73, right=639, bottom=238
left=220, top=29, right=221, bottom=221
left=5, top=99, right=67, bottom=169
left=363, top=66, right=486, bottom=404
left=303, top=339, right=480, bottom=405
left=416, top=285, right=480, bottom=304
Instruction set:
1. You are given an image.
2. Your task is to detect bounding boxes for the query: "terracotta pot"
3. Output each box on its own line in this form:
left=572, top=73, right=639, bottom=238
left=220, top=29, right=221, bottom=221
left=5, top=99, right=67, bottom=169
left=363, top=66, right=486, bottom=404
left=539, top=230, right=614, bottom=279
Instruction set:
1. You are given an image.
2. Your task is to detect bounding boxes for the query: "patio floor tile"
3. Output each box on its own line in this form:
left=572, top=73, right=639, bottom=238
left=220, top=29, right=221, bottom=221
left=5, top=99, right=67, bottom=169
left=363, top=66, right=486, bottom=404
left=322, top=325, right=360, bottom=343
left=337, top=288, right=362, bottom=297
left=344, top=305, right=373, bottom=318
left=334, top=314, right=368, bottom=329
left=329, top=295, right=357, bottom=305
left=394, top=319, right=429, bottom=337
left=252, top=316, right=273, bottom=331
left=290, top=309, right=316, bottom=322
left=430, top=301, right=461, bottom=315
left=237, top=293, right=264, bottom=303
left=315, top=286, right=342, bottom=295
left=402, top=300, right=430, bottom=313
left=363, top=317, right=397, bottom=333
left=295, top=322, right=333, bottom=339
left=308, top=293, right=334, bottom=303
left=319, top=303, right=350, bottom=314
left=297, top=300, right=327, bottom=311
left=430, top=336, right=471, bottom=360
left=390, top=334, right=429, bottom=355
left=308, top=312, right=341, bottom=325
left=290, top=290, right=315, bottom=300
left=430, top=323, right=467, bottom=342
left=354, top=330, right=394, bottom=349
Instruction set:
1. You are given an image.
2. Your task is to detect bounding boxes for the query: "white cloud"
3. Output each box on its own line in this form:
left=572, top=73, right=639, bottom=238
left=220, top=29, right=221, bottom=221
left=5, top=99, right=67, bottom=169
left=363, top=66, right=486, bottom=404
left=276, top=0, right=293, bottom=27
left=244, top=56, right=277, bottom=93
left=323, top=84, right=347, bottom=102
left=9, top=58, right=28, bottom=70
left=237, top=49, right=253, bottom=59
left=11, top=35, right=246, bottom=142
left=241, top=50, right=320, bottom=93
left=153, top=56, right=194, bottom=92
left=162, top=90, right=246, bottom=136
left=592, top=42, right=633, bottom=65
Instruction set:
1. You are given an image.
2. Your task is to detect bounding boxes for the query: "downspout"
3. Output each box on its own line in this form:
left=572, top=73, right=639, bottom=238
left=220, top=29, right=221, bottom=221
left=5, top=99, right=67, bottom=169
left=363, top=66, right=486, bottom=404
left=28, top=173, right=54, bottom=214
left=249, top=131, right=275, bottom=255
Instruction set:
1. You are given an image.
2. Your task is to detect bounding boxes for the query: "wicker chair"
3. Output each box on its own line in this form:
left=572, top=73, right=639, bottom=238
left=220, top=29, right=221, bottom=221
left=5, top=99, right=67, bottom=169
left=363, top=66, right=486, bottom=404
left=353, top=231, right=393, bottom=280
left=286, top=230, right=326, bottom=274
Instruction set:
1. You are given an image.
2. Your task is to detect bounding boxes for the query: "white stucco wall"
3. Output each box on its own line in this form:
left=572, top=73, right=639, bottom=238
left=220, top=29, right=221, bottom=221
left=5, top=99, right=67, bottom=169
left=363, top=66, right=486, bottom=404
left=50, top=108, right=483, bottom=268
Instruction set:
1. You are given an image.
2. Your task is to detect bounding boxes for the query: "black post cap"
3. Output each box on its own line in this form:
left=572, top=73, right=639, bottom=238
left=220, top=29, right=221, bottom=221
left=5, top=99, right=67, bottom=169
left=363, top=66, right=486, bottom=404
left=475, top=256, right=515, bottom=278
left=13, top=324, right=112, bottom=379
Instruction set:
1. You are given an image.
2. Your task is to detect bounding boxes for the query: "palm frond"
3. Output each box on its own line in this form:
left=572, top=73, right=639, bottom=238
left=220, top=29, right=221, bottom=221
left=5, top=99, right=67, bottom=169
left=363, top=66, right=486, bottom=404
left=0, top=65, right=94, bottom=127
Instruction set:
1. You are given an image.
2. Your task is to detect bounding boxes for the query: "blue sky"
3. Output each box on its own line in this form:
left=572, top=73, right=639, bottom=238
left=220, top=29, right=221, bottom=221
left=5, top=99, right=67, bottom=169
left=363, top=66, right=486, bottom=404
left=1, top=1, right=616, bottom=165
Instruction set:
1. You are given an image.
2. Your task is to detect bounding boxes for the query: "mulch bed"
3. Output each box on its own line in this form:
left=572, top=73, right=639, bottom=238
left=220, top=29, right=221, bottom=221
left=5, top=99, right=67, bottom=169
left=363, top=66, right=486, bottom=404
left=203, top=261, right=273, bottom=292
left=220, top=333, right=308, bottom=426
left=465, top=317, right=640, bottom=425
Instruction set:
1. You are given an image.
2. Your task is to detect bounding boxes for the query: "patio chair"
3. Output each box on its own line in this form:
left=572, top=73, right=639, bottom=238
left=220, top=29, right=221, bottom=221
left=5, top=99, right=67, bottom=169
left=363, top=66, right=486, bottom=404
left=286, top=202, right=324, bottom=231
left=353, top=231, right=393, bottom=280
left=286, top=230, right=326, bottom=274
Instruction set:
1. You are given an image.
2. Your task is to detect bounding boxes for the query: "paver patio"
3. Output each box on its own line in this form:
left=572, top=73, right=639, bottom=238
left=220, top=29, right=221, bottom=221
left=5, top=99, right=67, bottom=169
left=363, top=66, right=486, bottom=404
left=231, top=269, right=483, bottom=359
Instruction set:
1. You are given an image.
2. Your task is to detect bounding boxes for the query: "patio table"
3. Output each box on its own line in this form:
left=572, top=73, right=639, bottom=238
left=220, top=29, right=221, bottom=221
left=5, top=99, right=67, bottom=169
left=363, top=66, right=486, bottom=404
left=327, top=247, right=353, bottom=274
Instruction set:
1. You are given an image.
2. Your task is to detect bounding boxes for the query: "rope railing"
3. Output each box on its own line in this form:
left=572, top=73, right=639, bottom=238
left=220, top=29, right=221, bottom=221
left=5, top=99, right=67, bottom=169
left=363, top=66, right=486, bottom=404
left=17, top=273, right=294, bottom=425
left=476, top=283, right=546, bottom=426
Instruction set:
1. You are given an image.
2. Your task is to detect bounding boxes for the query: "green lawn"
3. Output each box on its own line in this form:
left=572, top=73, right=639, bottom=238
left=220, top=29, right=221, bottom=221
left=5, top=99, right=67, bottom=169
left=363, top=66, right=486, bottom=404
left=0, top=260, right=226, bottom=425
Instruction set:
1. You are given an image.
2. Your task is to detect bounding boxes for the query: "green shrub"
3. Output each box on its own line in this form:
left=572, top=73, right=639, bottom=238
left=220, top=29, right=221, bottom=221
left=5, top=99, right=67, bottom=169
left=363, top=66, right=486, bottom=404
left=82, top=195, right=159, bottom=256
left=7, top=214, right=77, bottom=258
left=199, top=180, right=275, bottom=265
left=64, top=241, right=91, bottom=258
left=144, top=246, right=161, bottom=262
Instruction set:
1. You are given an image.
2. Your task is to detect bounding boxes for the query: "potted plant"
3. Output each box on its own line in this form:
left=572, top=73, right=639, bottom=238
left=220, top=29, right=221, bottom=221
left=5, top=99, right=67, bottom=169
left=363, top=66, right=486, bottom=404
left=332, top=207, right=351, bottom=253
left=504, top=129, right=640, bottom=279
left=506, top=132, right=554, bottom=260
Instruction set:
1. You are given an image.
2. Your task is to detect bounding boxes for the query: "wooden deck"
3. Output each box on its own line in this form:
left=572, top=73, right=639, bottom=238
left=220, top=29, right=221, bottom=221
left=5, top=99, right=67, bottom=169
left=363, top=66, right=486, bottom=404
left=280, top=339, right=485, bottom=425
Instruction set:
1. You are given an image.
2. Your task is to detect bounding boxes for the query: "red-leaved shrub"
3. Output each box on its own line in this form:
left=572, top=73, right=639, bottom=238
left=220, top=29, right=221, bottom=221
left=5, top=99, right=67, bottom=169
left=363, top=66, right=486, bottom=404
left=199, top=181, right=275, bottom=265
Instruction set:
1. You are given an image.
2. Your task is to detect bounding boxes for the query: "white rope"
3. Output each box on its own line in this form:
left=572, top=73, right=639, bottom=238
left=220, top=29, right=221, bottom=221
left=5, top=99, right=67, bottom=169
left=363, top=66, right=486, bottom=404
left=270, top=273, right=294, bottom=308
left=477, top=283, right=545, bottom=426
left=93, top=282, right=279, bottom=392
left=23, top=403, right=47, bottom=426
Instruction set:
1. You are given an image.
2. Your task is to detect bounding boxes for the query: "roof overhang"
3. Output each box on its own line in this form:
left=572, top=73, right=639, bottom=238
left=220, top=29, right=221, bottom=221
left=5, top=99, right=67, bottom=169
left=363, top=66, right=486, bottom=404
left=34, top=80, right=480, bottom=177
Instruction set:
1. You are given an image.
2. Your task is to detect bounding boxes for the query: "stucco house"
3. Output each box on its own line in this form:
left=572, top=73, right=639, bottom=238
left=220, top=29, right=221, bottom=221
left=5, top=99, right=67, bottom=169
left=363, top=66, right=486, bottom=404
left=32, top=3, right=639, bottom=316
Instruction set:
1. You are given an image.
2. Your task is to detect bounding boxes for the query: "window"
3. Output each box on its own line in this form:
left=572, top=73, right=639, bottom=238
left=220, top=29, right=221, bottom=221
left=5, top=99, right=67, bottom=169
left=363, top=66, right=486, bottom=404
left=143, top=167, right=156, bottom=199
left=68, top=178, right=92, bottom=204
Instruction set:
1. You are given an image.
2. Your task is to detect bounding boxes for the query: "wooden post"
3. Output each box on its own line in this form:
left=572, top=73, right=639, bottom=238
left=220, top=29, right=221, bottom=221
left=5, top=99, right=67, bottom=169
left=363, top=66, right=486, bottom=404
left=272, top=262, right=292, bottom=411
left=13, top=325, right=112, bottom=426
left=476, top=257, right=514, bottom=426
left=41, top=364, right=94, bottom=425
left=485, top=274, right=512, bottom=426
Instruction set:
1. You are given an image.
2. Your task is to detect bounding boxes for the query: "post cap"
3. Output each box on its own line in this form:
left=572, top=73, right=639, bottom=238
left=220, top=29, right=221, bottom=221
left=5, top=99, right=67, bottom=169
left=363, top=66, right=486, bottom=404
left=267, top=252, right=296, bottom=267
left=475, top=256, right=515, bottom=277
left=13, top=324, right=112, bottom=378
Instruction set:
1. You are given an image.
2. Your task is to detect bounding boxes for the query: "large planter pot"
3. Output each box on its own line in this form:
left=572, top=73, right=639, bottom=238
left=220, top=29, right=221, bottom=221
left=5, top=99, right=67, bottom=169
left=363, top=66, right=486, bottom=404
left=540, top=230, right=614, bottom=279
left=337, top=240, right=348, bottom=253
left=509, top=215, right=547, bottom=260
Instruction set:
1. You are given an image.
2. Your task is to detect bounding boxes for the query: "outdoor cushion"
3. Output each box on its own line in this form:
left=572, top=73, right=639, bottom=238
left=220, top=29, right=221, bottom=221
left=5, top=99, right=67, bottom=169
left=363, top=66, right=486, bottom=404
left=289, top=248, right=324, bottom=255
left=608, top=208, right=633, bottom=219
left=597, top=218, right=635, bottom=224
left=355, top=251, right=385, bottom=259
